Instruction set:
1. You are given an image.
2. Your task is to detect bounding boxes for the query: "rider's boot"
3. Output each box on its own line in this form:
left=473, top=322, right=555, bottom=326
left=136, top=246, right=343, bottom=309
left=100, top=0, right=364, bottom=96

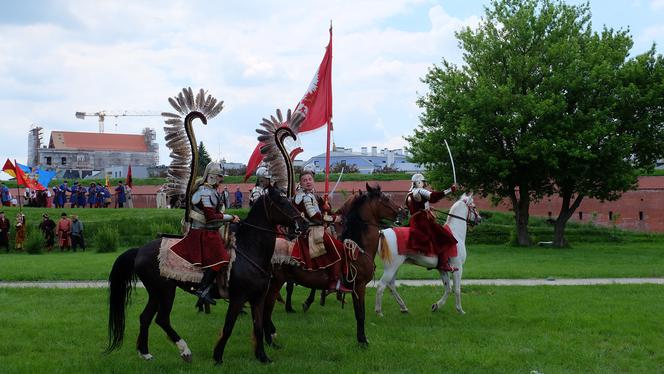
left=327, top=262, right=352, bottom=293
left=195, top=268, right=218, bottom=306
left=438, top=253, right=458, bottom=272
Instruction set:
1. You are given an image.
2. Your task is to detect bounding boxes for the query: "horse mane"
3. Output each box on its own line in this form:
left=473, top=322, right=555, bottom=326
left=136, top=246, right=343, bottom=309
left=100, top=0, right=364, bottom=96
left=445, top=193, right=469, bottom=225
left=341, top=186, right=382, bottom=243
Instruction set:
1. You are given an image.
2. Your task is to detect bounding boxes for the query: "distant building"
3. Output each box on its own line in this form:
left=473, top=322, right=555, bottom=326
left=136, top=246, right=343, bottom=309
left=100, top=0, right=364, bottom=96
left=303, top=145, right=424, bottom=174
left=28, top=127, right=158, bottom=179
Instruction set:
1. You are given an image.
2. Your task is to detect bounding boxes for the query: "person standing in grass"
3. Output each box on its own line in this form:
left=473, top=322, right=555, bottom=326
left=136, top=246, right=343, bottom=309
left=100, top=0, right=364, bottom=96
left=115, top=181, right=126, bottom=208
left=69, top=182, right=79, bottom=208
left=1, top=182, right=12, bottom=207
left=77, top=184, right=87, bottom=208
left=70, top=215, right=85, bottom=251
left=57, top=212, right=72, bottom=251
left=14, top=212, right=26, bottom=251
left=39, top=213, right=56, bottom=251
left=0, top=211, right=10, bottom=252
left=87, top=183, right=97, bottom=208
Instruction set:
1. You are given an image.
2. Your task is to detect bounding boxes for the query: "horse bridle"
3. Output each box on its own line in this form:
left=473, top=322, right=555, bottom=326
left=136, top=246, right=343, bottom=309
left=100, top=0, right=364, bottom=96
left=234, top=192, right=303, bottom=278
left=437, top=201, right=480, bottom=226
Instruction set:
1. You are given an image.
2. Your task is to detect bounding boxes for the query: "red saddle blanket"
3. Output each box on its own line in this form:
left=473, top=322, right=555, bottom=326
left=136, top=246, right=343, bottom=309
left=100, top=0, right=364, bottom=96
left=392, top=226, right=457, bottom=258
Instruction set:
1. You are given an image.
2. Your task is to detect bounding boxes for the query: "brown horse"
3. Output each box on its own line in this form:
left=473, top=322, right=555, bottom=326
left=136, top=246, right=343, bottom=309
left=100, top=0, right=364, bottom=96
left=106, top=186, right=307, bottom=364
left=263, top=184, right=402, bottom=346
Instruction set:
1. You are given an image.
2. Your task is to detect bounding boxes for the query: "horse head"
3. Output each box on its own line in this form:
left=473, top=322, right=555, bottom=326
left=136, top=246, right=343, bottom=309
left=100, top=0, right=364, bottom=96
left=260, top=185, right=307, bottom=234
left=455, top=192, right=482, bottom=226
left=365, top=183, right=402, bottom=224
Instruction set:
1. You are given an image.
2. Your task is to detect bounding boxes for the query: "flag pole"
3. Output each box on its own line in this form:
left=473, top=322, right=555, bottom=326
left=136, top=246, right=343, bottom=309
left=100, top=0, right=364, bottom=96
left=324, top=20, right=333, bottom=196
left=324, top=118, right=332, bottom=195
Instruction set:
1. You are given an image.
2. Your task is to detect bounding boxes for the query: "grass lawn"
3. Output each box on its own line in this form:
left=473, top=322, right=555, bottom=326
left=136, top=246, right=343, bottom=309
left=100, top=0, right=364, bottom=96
left=2, top=241, right=664, bottom=281
left=0, top=285, right=662, bottom=373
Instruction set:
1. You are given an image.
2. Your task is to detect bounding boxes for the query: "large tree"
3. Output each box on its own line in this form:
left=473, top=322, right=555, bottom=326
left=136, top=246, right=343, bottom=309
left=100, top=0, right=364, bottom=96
left=408, top=0, right=664, bottom=246
left=197, top=141, right=212, bottom=177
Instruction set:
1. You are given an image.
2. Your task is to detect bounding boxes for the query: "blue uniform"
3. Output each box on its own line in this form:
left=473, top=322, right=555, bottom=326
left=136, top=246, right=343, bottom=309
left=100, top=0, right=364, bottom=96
left=57, top=184, right=69, bottom=208
left=0, top=185, right=10, bottom=206
left=77, top=186, right=87, bottom=207
left=115, top=185, right=126, bottom=204
left=87, top=186, right=97, bottom=207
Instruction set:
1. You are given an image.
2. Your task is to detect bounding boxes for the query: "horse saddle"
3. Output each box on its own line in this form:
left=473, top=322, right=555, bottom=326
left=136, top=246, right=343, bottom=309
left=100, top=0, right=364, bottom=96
left=308, top=225, right=326, bottom=258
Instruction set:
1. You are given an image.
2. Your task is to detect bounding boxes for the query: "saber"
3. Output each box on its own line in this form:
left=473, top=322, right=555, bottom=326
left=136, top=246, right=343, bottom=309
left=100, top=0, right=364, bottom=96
left=329, top=167, right=345, bottom=198
left=443, top=139, right=457, bottom=185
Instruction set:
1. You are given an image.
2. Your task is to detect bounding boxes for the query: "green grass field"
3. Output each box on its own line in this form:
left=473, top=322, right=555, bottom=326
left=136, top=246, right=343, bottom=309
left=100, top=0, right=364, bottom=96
left=0, top=285, right=662, bottom=373
left=2, top=241, right=664, bottom=281
left=1, top=206, right=662, bottom=281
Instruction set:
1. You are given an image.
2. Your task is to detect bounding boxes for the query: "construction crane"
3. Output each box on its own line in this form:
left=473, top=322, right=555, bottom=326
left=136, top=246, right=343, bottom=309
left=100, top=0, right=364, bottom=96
left=75, top=111, right=161, bottom=133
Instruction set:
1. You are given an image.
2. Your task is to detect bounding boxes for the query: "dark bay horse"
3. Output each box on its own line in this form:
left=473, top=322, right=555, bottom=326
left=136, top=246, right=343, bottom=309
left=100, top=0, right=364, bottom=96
left=106, top=186, right=306, bottom=364
left=263, top=184, right=401, bottom=346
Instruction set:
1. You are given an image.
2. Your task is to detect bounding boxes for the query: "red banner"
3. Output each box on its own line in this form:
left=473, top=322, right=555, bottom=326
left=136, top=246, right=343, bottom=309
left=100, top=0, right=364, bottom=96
left=244, top=26, right=333, bottom=181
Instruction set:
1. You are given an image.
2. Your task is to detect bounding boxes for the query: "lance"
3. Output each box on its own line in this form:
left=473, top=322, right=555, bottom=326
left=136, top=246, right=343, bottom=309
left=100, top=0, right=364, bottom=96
left=443, top=139, right=457, bottom=186
left=329, top=166, right=344, bottom=198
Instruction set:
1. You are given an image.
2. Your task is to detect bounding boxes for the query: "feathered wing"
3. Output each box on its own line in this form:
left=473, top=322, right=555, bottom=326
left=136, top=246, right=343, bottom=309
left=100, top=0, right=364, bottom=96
left=161, top=87, right=225, bottom=201
left=256, top=109, right=303, bottom=195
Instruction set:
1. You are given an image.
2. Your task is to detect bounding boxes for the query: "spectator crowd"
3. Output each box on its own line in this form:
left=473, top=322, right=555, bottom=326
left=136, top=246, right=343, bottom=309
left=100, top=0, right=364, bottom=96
left=0, top=180, right=133, bottom=209
left=0, top=210, right=85, bottom=253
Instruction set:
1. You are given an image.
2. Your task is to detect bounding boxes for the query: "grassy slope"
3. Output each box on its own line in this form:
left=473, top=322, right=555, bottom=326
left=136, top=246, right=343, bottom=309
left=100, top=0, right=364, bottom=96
left=1, top=173, right=414, bottom=188
left=0, top=286, right=662, bottom=373
left=1, top=207, right=663, bottom=281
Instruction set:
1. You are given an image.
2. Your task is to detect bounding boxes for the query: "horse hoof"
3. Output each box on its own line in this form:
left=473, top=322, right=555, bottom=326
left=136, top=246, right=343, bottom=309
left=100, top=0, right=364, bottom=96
left=431, top=303, right=439, bottom=312
left=302, top=303, right=310, bottom=313
left=181, top=353, right=192, bottom=363
left=457, top=309, right=466, bottom=315
left=359, top=341, right=369, bottom=349
left=400, top=309, right=409, bottom=314
left=138, top=352, right=153, bottom=360
left=214, top=360, right=223, bottom=366
left=376, top=311, right=384, bottom=318
left=286, top=307, right=296, bottom=314
left=257, top=354, right=272, bottom=364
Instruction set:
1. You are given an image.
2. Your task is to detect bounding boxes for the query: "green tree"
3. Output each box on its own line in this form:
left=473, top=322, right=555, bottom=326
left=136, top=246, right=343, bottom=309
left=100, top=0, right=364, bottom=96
left=197, top=141, right=212, bottom=177
left=408, top=0, right=664, bottom=246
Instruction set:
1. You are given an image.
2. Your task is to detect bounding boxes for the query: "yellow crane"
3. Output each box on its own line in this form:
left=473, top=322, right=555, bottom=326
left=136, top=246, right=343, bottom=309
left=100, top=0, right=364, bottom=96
left=75, top=110, right=160, bottom=133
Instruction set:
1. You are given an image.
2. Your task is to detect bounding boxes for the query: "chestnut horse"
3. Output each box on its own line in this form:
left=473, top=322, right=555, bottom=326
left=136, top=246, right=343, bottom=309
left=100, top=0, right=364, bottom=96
left=263, top=184, right=402, bottom=346
left=106, top=186, right=306, bottom=364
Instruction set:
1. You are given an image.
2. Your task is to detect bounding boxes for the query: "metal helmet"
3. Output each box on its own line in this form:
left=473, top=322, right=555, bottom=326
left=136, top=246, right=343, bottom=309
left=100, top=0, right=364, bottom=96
left=256, top=165, right=271, bottom=179
left=202, top=161, right=224, bottom=184
left=411, top=173, right=425, bottom=189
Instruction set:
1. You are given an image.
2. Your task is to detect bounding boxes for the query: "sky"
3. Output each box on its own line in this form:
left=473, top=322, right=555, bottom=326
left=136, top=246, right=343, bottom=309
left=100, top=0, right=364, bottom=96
left=1, top=0, right=663, bottom=180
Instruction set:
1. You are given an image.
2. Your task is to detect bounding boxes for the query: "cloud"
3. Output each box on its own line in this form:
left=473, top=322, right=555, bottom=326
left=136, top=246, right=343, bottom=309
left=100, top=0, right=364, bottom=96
left=0, top=1, right=486, bottom=171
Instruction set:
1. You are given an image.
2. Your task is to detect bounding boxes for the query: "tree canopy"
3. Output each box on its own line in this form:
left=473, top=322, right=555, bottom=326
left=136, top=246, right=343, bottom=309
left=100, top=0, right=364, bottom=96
left=408, top=0, right=664, bottom=246
left=197, top=141, right=212, bottom=177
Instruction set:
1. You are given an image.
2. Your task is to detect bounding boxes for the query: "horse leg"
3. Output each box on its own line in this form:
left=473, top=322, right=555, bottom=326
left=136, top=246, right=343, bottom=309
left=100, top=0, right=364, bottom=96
left=250, top=296, right=271, bottom=363
left=153, top=286, right=191, bottom=363
left=285, top=282, right=296, bottom=313
left=374, top=278, right=387, bottom=317
left=387, top=278, right=409, bottom=314
left=319, top=288, right=327, bottom=306
left=432, top=271, right=452, bottom=312
left=263, top=280, right=283, bottom=348
left=213, top=296, right=246, bottom=365
left=352, top=286, right=369, bottom=346
left=302, top=288, right=316, bottom=312
left=136, top=296, right=158, bottom=360
left=453, top=267, right=465, bottom=314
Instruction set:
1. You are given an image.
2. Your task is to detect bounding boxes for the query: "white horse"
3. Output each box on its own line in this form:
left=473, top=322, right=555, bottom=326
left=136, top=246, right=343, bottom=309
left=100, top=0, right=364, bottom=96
left=375, top=193, right=481, bottom=316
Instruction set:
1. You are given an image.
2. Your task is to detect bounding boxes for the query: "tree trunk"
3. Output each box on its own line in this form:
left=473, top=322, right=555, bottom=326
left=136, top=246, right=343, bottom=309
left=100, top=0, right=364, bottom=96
left=510, top=187, right=531, bottom=246
left=553, top=192, right=584, bottom=247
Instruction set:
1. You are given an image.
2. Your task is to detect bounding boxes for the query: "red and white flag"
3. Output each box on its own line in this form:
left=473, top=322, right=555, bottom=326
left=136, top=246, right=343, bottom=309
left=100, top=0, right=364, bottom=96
left=244, top=26, right=333, bottom=181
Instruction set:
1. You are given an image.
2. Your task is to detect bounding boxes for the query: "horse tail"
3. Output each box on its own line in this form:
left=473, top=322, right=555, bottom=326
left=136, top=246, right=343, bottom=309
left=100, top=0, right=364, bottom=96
left=379, top=230, right=392, bottom=264
left=106, top=247, right=139, bottom=353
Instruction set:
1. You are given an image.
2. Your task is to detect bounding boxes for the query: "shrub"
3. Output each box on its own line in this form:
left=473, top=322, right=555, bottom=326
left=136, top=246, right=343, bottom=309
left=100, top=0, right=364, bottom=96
left=95, top=226, right=120, bottom=253
left=24, top=229, right=43, bottom=255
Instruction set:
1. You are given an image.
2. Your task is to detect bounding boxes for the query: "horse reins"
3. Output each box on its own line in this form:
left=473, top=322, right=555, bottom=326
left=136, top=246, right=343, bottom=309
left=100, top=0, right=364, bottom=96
left=234, top=193, right=302, bottom=277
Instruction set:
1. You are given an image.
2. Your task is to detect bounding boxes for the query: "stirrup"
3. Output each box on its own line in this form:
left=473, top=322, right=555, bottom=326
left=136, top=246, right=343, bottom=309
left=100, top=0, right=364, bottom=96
left=195, top=285, right=217, bottom=305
